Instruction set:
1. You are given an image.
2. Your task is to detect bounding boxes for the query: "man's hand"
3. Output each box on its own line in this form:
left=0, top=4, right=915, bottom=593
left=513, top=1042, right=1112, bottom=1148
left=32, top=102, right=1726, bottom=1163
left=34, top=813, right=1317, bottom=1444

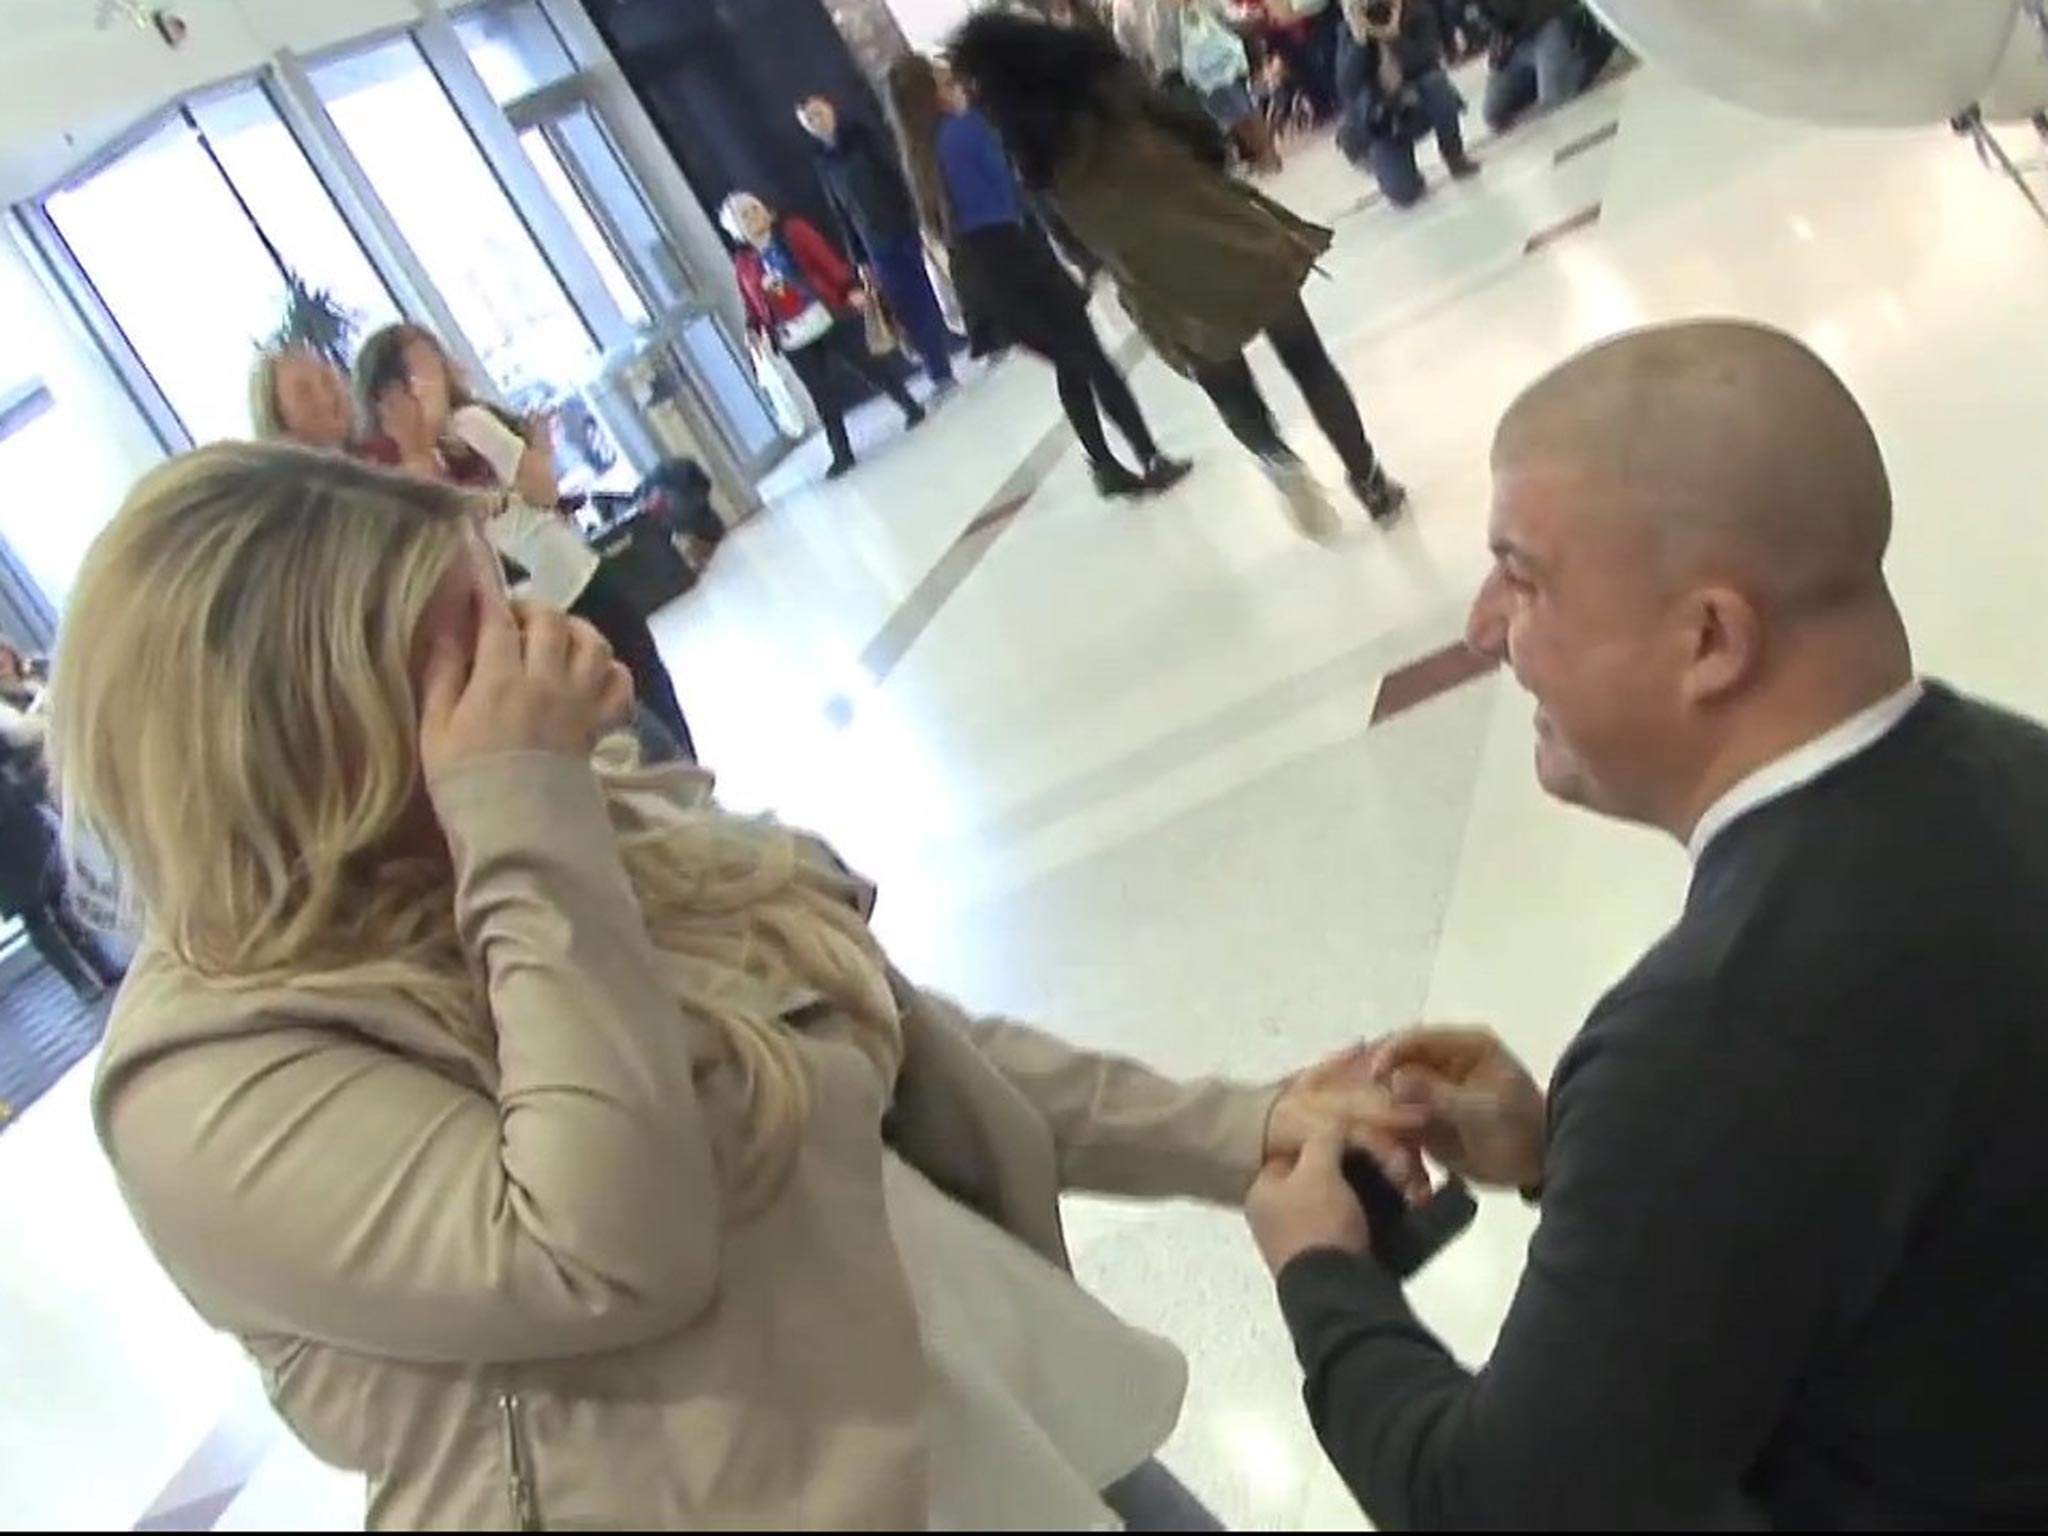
left=847, top=287, right=870, bottom=311
left=1370, top=1026, right=1546, bottom=1192
left=1266, top=1042, right=1431, bottom=1206
left=1247, top=1129, right=1369, bottom=1276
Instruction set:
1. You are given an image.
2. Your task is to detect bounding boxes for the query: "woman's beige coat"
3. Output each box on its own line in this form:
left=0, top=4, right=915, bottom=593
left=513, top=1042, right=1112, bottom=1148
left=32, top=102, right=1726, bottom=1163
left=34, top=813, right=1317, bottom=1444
left=94, top=753, right=1277, bottom=1529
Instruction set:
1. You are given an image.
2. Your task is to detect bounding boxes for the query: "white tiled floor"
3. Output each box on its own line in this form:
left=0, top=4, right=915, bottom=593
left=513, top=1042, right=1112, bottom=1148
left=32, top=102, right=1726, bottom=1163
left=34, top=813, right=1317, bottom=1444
left=7, top=62, right=2048, bottom=1532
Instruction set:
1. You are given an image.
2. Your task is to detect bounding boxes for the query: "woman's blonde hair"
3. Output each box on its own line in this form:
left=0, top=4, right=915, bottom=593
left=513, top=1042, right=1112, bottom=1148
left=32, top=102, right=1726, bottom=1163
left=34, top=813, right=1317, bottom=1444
left=50, top=443, right=902, bottom=1206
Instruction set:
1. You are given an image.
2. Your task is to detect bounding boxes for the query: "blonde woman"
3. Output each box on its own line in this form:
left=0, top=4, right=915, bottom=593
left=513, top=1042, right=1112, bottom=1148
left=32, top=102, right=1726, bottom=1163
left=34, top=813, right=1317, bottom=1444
left=57, top=443, right=1426, bottom=1531
left=248, top=345, right=356, bottom=451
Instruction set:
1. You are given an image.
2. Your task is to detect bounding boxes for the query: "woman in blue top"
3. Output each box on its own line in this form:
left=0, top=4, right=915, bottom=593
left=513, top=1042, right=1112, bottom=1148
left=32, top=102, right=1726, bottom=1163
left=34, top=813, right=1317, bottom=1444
left=888, top=54, right=1189, bottom=501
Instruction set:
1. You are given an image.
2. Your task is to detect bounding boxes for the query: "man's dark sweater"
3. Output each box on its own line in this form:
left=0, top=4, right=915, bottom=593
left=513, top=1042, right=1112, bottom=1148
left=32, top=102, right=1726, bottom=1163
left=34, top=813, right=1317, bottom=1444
left=1279, top=683, right=2048, bottom=1529
left=809, top=118, right=920, bottom=264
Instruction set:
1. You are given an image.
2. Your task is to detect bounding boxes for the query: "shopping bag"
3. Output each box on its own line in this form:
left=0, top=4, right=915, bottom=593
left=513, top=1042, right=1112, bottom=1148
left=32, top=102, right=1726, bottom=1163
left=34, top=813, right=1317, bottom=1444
left=860, top=279, right=900, bottom=355
left=749, top=335, right=809, bottom=438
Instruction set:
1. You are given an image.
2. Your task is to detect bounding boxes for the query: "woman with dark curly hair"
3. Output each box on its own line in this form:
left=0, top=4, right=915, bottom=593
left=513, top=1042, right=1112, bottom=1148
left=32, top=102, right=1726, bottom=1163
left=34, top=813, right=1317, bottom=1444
left=947, top=8, right=1407, bottom=540
left=887, top=52, right=1189, bottom=502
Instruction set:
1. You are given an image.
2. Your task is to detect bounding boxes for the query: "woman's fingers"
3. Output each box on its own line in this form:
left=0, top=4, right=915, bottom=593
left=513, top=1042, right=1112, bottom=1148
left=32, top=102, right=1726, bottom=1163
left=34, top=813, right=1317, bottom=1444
left=472, top=589, right=523, bottom=683
left=513, top=601, right=573, bottom=678
left=1368, top=1024, right=1495, bottom=1085
left=598, top=661, right=636, bottom=730
left=418, top=629, right=470, bottom=736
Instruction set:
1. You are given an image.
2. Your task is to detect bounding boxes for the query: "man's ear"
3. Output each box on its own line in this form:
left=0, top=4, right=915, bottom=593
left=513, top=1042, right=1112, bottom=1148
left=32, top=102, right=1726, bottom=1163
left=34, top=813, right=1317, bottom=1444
left=1681, top=584, right=1764, bottom=707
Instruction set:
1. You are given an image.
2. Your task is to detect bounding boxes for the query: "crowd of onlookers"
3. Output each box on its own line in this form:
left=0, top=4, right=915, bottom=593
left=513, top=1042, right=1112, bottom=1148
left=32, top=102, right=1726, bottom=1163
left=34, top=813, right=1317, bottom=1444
left=718, top=0, right=1615, bottom=533
left=250, top=326, right=697, bottom=761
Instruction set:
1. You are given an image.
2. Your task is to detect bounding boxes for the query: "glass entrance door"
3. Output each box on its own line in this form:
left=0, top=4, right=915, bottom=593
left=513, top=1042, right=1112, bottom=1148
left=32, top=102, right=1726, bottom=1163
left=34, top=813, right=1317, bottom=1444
left=510, top=97, right=781, bottom=469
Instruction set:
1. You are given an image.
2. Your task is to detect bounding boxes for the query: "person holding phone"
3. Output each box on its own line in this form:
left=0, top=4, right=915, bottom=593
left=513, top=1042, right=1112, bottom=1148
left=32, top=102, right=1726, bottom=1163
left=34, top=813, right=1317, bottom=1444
left=352, top=322, right=695, bottom=761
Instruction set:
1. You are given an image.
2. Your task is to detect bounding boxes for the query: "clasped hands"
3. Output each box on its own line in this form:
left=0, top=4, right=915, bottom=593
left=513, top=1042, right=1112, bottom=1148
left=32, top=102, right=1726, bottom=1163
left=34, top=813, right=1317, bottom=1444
left=1251, top=1027, right=1546, bottom=1276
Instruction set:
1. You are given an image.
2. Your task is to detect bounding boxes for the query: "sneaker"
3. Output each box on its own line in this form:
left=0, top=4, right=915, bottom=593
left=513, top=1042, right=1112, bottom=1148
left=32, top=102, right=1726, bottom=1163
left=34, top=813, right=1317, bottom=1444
left=1139, top=453, right=1193, bottom=493
left=1447, top=153, right=1482, bottom=180
left=1262, top=454, right=1344, bottom=541
left=1351, top=464, right=1410, bottom=525
left=826, top=455, right=858, bottom=481
left=1091, top=459, right=1150, bottom=499
left=903, top=402, right=927, bottom=429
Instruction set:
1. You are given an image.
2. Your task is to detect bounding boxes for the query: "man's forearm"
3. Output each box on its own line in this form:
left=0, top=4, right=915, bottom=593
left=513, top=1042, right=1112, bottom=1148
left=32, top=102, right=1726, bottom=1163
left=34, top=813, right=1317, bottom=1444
left=1276, top=1248, right=1477, bottom=1530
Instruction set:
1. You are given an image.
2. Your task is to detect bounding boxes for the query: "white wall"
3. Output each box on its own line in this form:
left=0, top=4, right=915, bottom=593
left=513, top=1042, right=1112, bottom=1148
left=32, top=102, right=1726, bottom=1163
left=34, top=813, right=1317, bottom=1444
left=880, top=0, right=973, bottom=51
left=0, top=0, right=419, bottom=202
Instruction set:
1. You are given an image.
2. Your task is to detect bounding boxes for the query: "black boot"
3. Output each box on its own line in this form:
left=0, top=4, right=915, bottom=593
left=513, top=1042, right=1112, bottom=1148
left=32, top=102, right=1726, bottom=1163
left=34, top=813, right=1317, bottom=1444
left=1139, top=454, right=1193, bottom=493
left=1350, top=463, right=1410, bottom=525
left=1091, top=459, right=1149, bottom=499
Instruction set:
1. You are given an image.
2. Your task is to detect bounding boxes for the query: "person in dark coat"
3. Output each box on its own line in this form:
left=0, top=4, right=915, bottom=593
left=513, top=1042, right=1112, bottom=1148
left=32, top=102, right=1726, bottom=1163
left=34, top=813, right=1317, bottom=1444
left=0, top=735, right=119, bottom=1001
left=795, top=94, right=963, bottom=390
left=1334, top=0, right=1479, bottom=207
left=886, top=53, right=1189, bottom=501
left=1245, top=320, right=2048, bottom=1530
left=1477, top=0, right=1611, bottom=131
left=947, top=9, right=1408, bottom=539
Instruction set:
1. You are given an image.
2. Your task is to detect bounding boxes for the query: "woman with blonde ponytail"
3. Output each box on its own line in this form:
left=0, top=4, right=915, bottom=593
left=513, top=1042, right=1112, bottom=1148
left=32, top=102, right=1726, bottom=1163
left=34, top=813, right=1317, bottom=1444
left=60, top=443, right=1423, bottom=1531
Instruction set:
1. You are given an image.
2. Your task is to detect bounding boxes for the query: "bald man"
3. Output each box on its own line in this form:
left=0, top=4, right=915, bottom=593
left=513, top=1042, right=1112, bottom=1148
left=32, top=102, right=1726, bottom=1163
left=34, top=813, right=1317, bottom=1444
left=1246, top=320, right=2048, bottom=1528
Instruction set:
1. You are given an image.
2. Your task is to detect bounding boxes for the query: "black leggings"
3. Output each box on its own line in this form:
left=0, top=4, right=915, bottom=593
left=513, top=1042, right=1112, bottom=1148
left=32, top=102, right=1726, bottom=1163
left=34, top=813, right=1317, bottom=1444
left=957, top=222, right=1158, bottom=472
left=784, top=318, right=919, bottom=466
left=570, top=567, right=697, bottom=763
left=1192, top=297, right=1380, bottom=482
left=1044, top=319, right=1160, bottom=472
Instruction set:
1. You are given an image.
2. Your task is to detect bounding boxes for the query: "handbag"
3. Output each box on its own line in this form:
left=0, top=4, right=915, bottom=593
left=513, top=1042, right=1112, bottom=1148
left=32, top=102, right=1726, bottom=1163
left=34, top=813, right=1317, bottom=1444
left=774, top=300, right=834, bottom=352
left=860, top=278, right=899, bottom=356
left=748, top=334, right=809, bottom=438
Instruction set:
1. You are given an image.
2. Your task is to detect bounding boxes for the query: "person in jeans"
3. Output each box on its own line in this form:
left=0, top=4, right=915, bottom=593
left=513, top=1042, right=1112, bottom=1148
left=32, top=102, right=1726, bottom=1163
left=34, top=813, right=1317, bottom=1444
left=1478, top=0, right=1604, bottom=131
left=948, top=9, right=1408, bottom=540
left=1335, top=0, right=1479, bottom=207
left=720, top=191, right=925, bottom=480
left=1246, top=321, right=2048, bottom=1528
left=1175, top=0, right=1284, bottom=172
left=796, top=94, right=962, bottom=391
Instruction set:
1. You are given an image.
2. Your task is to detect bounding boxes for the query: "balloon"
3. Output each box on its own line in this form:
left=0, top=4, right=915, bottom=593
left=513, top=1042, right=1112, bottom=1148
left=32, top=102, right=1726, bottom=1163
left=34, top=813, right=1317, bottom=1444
left=1585, top=0, right=2019, bottom=127
left=1980, top=6, right=2048, bottom=120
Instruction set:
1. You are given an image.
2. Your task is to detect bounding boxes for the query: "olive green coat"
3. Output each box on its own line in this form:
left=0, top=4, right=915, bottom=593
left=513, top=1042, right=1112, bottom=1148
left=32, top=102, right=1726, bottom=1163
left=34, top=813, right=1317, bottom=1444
left=1047, top=88, right=1332, bottom=372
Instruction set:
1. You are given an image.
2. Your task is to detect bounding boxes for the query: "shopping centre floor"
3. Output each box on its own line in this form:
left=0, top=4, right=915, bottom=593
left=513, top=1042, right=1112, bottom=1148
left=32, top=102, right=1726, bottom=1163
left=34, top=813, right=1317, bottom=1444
left=7, top=60, right=2048, bottom=1531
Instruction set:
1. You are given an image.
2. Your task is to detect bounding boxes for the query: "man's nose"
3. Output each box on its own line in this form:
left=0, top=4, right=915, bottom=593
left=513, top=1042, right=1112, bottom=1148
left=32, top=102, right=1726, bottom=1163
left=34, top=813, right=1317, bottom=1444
left=1466, top=569, right=1508, bottom=660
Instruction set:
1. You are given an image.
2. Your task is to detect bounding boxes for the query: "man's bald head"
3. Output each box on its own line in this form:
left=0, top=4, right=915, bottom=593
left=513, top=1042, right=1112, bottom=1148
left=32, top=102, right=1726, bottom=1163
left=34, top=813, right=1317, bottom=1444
left=1493, top=319, right=1892, bottom=613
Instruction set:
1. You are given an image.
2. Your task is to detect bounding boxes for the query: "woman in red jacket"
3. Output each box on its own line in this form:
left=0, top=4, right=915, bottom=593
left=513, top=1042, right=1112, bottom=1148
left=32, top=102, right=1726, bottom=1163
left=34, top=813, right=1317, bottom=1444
left=722, top=191, right=925, bottom=480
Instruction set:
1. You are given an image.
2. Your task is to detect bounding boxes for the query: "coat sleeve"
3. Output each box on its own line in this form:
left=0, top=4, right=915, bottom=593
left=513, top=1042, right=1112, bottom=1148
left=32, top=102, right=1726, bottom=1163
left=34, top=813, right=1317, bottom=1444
left=909, top=985, right=1277, bottom=1205
left=1273, top=988, right=1887, bottom=1529
left=732, top=250, right=771, bottom=336
left=95, top=752, right=725, bottom=1365
left=786, top=217, right=857, bottom=308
